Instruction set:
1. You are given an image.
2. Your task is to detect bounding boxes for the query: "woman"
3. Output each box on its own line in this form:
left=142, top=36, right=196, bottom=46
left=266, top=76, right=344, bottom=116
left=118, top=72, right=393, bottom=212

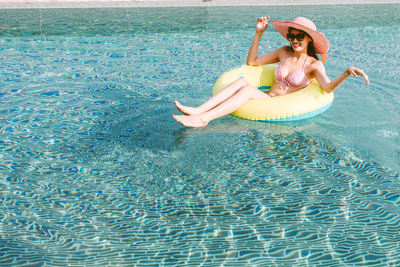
left=173, top=17, right=369, bottom=127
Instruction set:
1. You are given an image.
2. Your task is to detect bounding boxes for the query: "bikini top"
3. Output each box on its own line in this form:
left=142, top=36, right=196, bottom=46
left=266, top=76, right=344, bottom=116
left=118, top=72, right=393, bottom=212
left=275, top=54, right=311, bottom=90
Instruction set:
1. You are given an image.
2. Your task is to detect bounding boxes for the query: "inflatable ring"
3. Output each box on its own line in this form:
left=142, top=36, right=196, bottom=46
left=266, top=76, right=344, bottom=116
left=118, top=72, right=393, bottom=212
left=212, top=64, right=334, bottom=122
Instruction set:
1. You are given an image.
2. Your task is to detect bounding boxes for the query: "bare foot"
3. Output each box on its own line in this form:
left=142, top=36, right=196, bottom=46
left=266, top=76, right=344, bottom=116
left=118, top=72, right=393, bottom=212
left=173, top=114, right=209, bottom=128
left=174, top=101, right=201, bottom=115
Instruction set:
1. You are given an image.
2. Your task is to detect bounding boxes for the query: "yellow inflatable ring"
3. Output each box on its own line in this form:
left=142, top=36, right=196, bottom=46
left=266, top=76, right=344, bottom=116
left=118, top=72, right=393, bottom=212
left=212, top=64, right=334, bottom=122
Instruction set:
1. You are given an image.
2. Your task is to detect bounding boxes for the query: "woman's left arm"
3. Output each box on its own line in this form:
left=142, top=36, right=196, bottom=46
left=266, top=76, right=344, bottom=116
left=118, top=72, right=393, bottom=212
left=313, top=62, right=369, bottom=93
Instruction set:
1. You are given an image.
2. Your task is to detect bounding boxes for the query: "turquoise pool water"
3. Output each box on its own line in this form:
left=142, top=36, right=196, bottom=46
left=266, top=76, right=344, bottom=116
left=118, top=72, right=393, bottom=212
left=1, top=4, right=400, bottom=266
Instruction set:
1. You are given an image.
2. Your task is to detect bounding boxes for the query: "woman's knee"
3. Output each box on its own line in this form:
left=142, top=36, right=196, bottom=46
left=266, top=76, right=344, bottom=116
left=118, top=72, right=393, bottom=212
left=239, top=84, right=257, bottom=93
left=239, top=84, right=268, bottom=99
left=235, top=85, right=254, bottom=97
left=234, top=77, right=249, bottom=87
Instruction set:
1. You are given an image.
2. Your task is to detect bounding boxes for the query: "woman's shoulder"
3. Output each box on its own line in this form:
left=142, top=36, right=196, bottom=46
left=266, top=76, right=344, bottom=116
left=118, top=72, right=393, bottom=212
left=276, top=46, right=293, bottom=58
left=306, top=57, right=326, bottom=76
left=280, top=46, right=293, bottom=53
left=308, top=57, right=324, bottom=69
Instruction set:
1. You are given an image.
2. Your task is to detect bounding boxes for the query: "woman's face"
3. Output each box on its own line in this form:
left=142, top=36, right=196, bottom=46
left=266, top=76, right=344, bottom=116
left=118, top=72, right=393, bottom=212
left=287, top=28, right=311, bottom=52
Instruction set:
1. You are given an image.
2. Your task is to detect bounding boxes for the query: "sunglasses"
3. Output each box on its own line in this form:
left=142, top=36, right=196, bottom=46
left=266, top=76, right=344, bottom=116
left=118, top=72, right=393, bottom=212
left=286, top=33, right=306, bottom=42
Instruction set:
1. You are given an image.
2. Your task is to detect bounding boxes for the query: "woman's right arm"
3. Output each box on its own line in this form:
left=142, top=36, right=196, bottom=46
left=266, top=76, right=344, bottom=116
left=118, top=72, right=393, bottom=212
left=246, top=17, right=280, bottom=66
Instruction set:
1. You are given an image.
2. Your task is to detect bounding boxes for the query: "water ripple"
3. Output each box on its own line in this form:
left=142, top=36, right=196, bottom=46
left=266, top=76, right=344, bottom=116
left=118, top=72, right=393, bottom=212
left=1, top=6, right=400, bottom=266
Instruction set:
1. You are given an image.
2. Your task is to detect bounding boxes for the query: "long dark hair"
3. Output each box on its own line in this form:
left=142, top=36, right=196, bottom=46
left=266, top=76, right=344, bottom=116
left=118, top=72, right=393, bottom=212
left=288, top=27, right=319, bottom=61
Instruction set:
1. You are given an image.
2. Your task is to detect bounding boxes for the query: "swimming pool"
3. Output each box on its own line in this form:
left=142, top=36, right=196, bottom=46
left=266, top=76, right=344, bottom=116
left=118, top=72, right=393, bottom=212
left=1, top=4, right=399, bottom=266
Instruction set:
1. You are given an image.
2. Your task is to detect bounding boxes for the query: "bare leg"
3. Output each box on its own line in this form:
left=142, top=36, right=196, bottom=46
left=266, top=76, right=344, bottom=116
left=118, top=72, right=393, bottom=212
left=175, top=78, right=249, bottom=115
left=173, top=84, right=269, bottom=127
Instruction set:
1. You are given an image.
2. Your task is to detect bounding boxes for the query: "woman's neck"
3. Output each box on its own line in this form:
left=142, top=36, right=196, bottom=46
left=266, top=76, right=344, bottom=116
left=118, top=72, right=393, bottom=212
left=292, top=49, right=308, bottom=59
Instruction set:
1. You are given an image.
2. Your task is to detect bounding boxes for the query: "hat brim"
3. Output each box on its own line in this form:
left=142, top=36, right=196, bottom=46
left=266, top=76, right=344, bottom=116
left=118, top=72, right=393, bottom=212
left=272, top=20, right=330, bottom=54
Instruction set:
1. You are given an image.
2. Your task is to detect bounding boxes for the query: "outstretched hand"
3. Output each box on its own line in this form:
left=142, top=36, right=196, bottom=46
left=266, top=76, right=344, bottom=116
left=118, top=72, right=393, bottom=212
left=348, top=66, right=369, bottom=85
left=256, top=16, right=270, bottom=34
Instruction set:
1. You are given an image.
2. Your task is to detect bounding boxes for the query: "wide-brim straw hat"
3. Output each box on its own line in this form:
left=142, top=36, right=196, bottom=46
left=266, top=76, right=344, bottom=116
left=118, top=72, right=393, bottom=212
left=272, top=17, right=330, bottom=54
